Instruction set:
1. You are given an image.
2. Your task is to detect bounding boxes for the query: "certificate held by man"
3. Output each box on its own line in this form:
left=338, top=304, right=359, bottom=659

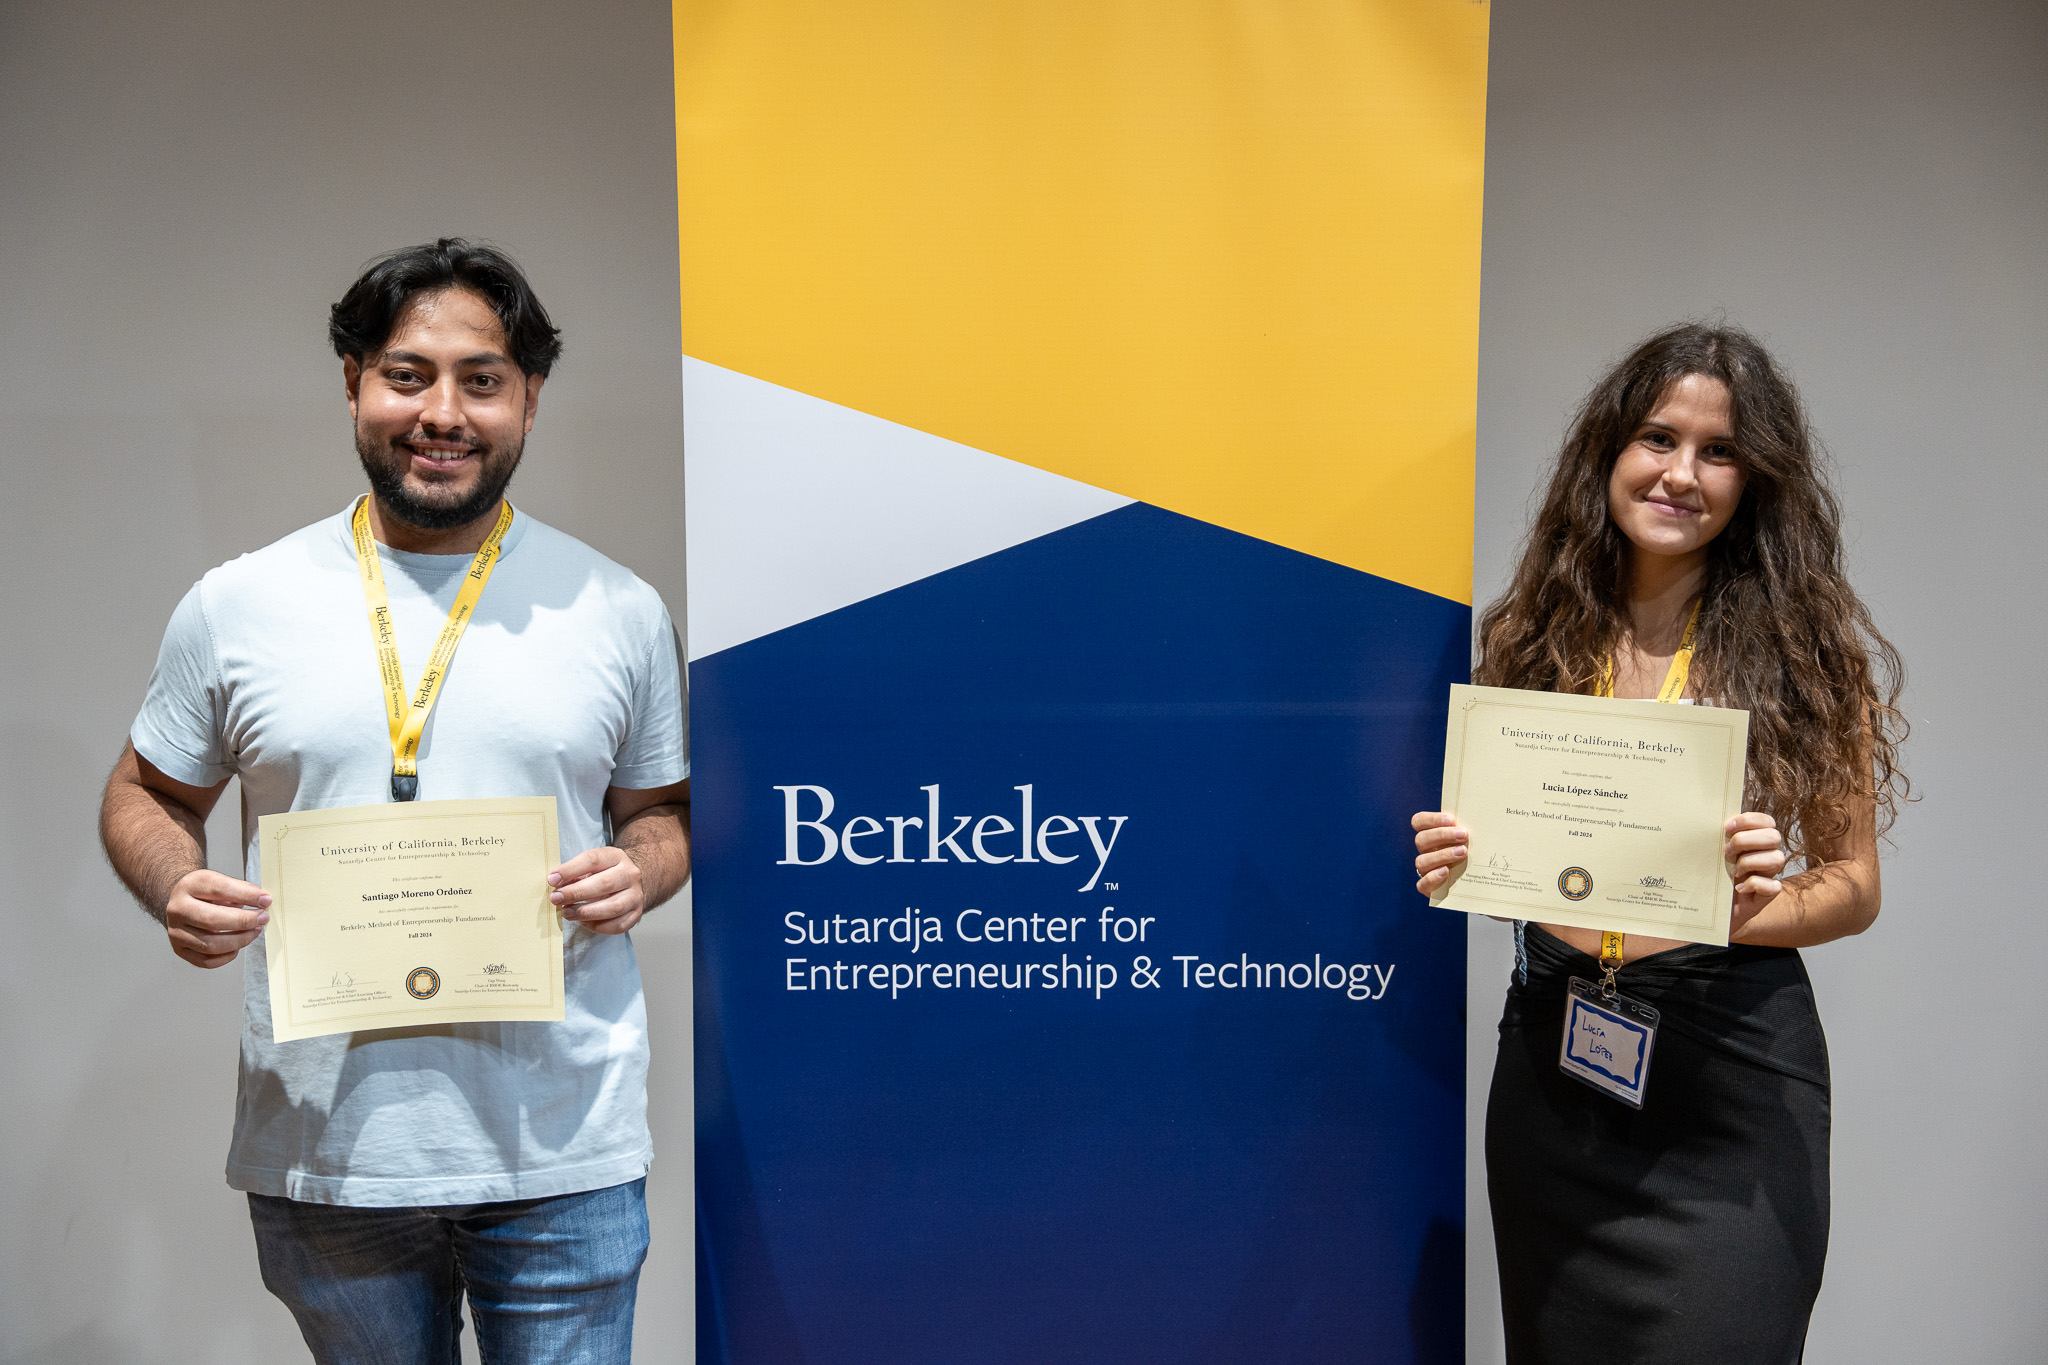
left=259, top=797, right=564, bottom=1041
left=1432, top=684, right=1749, bottom=945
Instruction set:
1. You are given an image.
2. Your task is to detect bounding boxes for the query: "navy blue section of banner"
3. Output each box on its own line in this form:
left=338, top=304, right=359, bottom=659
left=693, top=502, right=1470, bottom=1363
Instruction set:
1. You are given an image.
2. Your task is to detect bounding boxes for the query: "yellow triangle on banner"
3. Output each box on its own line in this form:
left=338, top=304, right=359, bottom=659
left=674, top=1, right=1488, bottom=604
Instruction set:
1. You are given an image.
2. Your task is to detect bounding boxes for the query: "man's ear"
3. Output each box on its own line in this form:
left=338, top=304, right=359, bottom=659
left=343, top=355, right=363, bottom=420
left=522, top=373, right=545, bottom=436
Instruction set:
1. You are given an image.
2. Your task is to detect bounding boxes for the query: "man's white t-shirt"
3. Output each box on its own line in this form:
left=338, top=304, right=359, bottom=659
left=131, top=503, right=687, bottom=1207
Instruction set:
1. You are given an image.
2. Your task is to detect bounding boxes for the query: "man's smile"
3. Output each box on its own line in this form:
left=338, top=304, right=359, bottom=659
left=401, top=438, right=479, bottom=471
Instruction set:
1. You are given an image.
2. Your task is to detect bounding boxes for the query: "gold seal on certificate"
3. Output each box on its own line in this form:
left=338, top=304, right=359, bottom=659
left=1432, top=685, right=1750, bottom=946
left=258, top=797, right=564, bottom=1041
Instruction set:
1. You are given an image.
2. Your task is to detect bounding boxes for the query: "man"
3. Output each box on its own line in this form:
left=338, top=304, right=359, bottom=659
left=99, top=238, right=689, bottom=1365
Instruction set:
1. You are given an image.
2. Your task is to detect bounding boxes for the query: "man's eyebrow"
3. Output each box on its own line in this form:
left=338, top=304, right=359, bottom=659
left=377, top=349, right=515, bottom=368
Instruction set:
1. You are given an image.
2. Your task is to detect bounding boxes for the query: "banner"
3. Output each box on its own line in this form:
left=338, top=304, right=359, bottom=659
left=676, top=4, right=1489, bottom=1358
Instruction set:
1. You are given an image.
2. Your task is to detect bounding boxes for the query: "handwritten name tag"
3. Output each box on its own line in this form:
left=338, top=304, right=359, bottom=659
left=1558, top=977, right=1660, bottom=1108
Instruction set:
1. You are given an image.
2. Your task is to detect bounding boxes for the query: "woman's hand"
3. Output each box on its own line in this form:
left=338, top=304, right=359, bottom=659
left=1727, top=812, right=1787, bottom=936
left=1411, top=811, right=1468, bottom=896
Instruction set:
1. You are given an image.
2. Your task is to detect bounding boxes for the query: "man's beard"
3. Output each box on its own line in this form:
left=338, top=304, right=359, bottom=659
left=356, top=429, right=523, bottom=531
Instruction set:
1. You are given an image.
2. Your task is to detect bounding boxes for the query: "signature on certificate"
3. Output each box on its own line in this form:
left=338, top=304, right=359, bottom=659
left=481, top=962, right=511, bottom=976
left=1485, top=854, right=1517, bottom=872
left=328, top=970, right=355, bottom=987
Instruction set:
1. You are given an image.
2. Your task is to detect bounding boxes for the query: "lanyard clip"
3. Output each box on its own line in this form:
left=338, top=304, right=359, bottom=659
left=1598, top=931, right=1625, bottom=1000
left=391, top=772, right=419, bottom=802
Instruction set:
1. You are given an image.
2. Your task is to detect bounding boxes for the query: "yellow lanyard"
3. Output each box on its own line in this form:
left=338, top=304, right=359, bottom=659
left=350, top=496, right=513, bottom=801
left=1594, top=597, right=1702, bottom=969
left=1596, top=597, right=1701, bottom=704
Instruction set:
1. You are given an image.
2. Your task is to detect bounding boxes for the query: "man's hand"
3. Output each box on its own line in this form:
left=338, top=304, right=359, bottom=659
left=166, top=870, right=272, bottom=968
left=547, top=847, right=648, bottom=935
left=546, top=781, right=692, bottom=934
left=102, top=742, right=258, bottom=969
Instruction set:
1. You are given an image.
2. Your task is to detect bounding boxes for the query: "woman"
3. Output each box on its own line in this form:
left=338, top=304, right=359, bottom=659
left=1412, top=324, right=1906, bottom=1363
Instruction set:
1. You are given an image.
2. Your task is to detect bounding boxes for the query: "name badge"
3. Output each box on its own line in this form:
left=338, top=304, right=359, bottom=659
left=1558, top=977, right=1659, bottom=1108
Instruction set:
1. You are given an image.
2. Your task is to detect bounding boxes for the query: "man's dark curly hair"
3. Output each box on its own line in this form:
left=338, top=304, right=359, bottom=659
left=329, top=237, right=563, bottom=378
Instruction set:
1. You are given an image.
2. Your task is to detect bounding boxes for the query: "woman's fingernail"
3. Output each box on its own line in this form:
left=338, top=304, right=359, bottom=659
left=550, top=891, right=565, bottom=905
left=256, top=912, right=270, bottom=925
left=547, top=873, right=563, bottom=887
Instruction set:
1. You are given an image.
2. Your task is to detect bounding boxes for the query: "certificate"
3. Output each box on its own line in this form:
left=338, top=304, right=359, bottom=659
left=1431, top=685, right=1749, bottom=945
left=258, top=797, right=564, bottom=1041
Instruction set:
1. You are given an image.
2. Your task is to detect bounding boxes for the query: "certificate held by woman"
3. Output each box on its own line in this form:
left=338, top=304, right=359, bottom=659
left=1432, top=684, right=1749, bottom=946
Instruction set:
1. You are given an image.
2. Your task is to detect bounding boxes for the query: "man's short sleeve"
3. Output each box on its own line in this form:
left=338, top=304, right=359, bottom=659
left=610, top=600, right=689, bottom=790
left=131, top=582, right=232, bottom=787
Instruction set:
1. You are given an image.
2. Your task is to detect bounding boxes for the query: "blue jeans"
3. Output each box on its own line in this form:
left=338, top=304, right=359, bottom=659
left=249, top=1178, right=648, bottom=1365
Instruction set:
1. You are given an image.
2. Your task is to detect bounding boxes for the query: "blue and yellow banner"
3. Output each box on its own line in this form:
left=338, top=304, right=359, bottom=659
left=678, top=2, right=1488, bottom=1356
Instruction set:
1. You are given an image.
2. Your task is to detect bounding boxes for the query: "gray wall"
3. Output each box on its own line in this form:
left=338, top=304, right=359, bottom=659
left=2, top=1, right=2043, bottom=1363
left=0, top=2, right=692, bottom=1362
left=1468, top=2, right=2048, bottom=1362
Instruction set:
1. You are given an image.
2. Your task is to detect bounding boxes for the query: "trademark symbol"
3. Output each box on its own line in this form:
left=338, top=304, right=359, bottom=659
left=1104, top=882, right=1118, bottom=891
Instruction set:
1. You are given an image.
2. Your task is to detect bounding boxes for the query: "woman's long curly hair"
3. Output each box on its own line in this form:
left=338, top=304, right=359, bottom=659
left=1476, top=323, right=1907, bottom=862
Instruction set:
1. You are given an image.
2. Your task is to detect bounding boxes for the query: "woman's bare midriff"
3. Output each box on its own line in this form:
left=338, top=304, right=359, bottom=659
left=1537, top=924, right=1692, bottom=963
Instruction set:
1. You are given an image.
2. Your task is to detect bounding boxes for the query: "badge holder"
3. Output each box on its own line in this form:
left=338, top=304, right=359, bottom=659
left=1558, top=932, right=1659, bottom=1108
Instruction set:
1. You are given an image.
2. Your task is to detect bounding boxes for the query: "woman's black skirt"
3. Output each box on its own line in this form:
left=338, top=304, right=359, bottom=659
left=1487, top=924, right=1832, bottom=1364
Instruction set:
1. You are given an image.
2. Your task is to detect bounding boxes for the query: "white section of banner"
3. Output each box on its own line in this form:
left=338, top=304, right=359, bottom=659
left=682, top=356, right=1134, bottom=660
